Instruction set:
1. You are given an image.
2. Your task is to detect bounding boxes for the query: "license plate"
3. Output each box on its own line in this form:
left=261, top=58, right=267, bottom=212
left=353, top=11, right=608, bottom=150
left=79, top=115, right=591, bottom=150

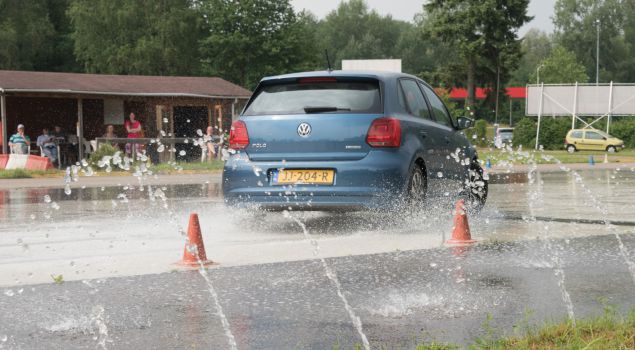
left=272, top=169, right=334, bottom=185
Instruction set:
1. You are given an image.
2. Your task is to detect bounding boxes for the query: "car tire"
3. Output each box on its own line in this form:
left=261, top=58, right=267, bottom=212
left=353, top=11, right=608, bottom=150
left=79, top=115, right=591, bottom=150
left=607, top=145, right=617, bottom=153
left=465, top=160, right=488, bottom=212
left=406, top=163, right=427, bottom=208
left=566, top=145, right=576, bottom=153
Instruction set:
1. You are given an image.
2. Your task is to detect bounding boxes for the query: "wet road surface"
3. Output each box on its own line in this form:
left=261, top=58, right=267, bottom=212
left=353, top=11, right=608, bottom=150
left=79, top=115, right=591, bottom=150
left=0, top=167, right=635, bottom=348
left=1, top=234, right=634, bottom=349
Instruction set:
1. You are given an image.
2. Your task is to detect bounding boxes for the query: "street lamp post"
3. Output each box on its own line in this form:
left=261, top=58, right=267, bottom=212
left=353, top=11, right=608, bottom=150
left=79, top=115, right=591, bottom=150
left=596, top=19, right=600, bottom=85
left=536, top=64, right=544, bottom=84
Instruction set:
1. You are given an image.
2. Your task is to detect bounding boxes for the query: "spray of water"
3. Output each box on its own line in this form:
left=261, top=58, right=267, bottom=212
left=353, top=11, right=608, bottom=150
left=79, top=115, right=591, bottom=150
left=538, top=154, right=635, bottom=286
left=525, top=156, right=576, bottom=324
left=284, top=211, right=370, bottom=350
left=152, top=187, right=238, bottom=350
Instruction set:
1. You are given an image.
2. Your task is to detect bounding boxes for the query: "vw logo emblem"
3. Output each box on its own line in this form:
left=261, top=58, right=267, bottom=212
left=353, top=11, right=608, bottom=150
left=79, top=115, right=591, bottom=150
left=297, top=122, right=312, bottom=137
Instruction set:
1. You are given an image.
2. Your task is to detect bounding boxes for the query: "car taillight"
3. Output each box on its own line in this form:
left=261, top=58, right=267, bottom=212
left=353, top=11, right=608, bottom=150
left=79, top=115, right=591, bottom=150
left=367, top=117, right=401, bottom=148
left=229, top=120, right=249, bottom=149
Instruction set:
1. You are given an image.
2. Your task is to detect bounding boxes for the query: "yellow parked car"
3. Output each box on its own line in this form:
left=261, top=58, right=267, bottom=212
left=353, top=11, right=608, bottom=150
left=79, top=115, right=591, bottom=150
left=564, top=129, right=625, bottom=153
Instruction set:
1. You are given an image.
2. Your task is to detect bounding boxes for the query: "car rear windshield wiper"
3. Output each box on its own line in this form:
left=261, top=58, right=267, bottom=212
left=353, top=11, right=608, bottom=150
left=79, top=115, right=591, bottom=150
left=303, top=106, right=352, bottom=113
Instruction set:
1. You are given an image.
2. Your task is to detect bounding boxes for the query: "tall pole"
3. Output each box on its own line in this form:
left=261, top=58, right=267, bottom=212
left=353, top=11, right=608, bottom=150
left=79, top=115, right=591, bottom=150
left=495, top=64, right=500, bottom=124
left=0, top=94, right=7, bottom=154
left=536, top=64, right=544, bottom=84
left=596, top=19, right=600, bottom=85
left=509, top=99, right=512, bottom=126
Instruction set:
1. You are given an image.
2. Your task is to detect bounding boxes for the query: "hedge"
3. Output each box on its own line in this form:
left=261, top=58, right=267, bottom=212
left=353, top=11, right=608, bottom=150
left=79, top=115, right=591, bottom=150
left=512, top=117, right=635, bottom=150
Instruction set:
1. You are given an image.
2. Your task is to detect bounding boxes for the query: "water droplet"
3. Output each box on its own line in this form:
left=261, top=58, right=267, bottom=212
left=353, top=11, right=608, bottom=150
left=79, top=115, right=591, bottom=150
left=437, top=172, right=443, bottom=178
left=4, top=289, right=14, bottom=297
left=43, top=195, right=51, bottom=203
left=179, top=150, right=186, bottom=156
left=196, top=129, right=203, bottom=136
left=64, top=184, right=71, bottom=196
left=163, top=118, right=168, bottom=123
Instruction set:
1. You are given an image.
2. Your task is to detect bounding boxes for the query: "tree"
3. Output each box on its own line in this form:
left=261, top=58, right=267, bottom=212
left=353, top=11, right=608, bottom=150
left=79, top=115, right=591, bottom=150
left=509, top=29, right=553, bottom=85
left=316, top=0, right=411, bottom=68
left=424, top=0, right=531, bottom=108
left=531, top=46, right=588, bottom=84
left=0, top=0, right=56, bottom=70
left=199, top=0, right=319, bottom=88
left=68, top=0, right=202, bottom=76
left=553, top=0, right=634, bottom=83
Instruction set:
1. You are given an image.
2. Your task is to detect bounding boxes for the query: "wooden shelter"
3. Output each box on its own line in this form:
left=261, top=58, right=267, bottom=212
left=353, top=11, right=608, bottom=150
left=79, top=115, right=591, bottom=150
left=0, top=70, right=251, bottom=159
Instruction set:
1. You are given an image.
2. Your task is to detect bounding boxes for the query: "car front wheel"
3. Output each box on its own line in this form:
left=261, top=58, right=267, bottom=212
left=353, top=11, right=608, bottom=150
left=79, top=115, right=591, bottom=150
left=465, top=160, right=488, bottom=212
left=607, top=145, right=617, bottom=153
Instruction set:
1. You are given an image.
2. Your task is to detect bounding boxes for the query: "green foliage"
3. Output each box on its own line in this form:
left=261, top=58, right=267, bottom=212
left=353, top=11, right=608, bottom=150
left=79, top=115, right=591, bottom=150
left=89, top=144, right=117, bottom=165
left=554, top=0, right=635, bottom=83
left=513, top=117, right=571, bottom=150
left=424, top=0, right=531, bottom=105
left=68, top=0, right=202, bottom=75
left=512, top=117, right=537, bottom=148
left=531, top=46, right=588, bottom=83
left=51, top=274, right=64, bottom=284
left=199, top=0, right=319, bottom=88
left=0, top=0, right=57, bottom=70
left=509, top=29, right=553, bottom=85
left=465, top=119, right=489, bottom=147
left=609, top=118, right=635, bottom=148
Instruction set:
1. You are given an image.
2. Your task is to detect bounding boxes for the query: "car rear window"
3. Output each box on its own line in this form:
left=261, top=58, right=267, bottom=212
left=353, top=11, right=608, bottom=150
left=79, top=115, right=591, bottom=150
left=243, top=79, right=382, bottom=116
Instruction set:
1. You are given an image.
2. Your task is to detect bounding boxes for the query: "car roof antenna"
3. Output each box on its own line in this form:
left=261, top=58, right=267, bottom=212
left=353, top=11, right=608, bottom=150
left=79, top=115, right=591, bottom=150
left=325, top=50, right=333, bottom=72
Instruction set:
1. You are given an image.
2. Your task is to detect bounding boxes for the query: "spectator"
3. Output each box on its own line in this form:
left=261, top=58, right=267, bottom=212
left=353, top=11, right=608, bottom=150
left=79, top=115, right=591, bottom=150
left=102, top=124, right=119, bottom=148
left=203, top=126, right=216, bottom=160
left=8, top=124, right=30, bottom=154
left=124, top=112, right=142, bottom=156
left=51, top=125, right=66, bottom=141
left=36, top=128, right=58, bottom=163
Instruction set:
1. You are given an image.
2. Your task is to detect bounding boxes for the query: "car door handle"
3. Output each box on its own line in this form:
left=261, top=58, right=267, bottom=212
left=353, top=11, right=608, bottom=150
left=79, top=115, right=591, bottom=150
left=419, top=131, right=428, bottom=137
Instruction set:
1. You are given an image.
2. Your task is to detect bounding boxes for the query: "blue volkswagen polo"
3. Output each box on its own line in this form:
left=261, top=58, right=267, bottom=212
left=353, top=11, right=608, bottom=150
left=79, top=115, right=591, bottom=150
left=222, top=70, right=487, bottom=211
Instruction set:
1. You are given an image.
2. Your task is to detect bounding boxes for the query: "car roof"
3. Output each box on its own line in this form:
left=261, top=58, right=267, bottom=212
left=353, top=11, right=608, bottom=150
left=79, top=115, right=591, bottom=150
left=260, top=70, right=420, bottom=83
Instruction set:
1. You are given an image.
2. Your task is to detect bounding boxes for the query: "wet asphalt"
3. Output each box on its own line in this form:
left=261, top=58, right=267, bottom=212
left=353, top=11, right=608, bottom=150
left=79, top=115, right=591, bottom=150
left=1, top=233, right=634, bottom=349
left=1, top=166, right=635, bottom=349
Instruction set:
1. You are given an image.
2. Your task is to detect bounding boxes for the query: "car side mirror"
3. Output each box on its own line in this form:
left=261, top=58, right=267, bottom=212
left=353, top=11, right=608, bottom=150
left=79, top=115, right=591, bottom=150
left=456, top=116, right=474, bottom=130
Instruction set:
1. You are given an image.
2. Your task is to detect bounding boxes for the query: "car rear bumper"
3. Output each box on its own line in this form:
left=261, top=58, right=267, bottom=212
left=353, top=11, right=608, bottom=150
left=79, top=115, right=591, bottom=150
left=222, top=150, right=411, bottom=210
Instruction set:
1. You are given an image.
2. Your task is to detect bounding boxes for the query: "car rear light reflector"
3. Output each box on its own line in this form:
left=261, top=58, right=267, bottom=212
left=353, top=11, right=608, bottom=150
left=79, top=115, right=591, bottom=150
left=229, top=120, right=249, bottom=149
left=367, top=117, right=401, bottom=148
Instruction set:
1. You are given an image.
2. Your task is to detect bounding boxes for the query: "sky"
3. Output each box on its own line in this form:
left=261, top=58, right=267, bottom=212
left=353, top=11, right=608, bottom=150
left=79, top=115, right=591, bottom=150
left=291, top=0, right=556, bottom=37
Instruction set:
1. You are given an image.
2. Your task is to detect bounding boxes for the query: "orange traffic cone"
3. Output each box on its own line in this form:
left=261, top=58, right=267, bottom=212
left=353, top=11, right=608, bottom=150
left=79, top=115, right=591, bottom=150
left=177, top=213, right=216, bottom=267
left=446, top=199, right=477, bottom=245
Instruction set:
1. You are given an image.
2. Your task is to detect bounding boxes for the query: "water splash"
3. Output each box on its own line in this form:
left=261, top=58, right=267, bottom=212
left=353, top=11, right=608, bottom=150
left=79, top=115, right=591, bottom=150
left=526, top=155, right=576, bottom=324
left=152, top=188, right=237, bottom=350
left=284, top=211, right=370, bottom=350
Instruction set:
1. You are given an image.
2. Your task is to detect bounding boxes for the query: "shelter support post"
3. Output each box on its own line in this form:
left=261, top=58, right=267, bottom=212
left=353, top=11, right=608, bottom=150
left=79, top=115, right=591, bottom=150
left=78, top=98, right=84, bottom=161
left=1, top=94, right=7, bottom=154
left=535, top=83, right=544, bottom=150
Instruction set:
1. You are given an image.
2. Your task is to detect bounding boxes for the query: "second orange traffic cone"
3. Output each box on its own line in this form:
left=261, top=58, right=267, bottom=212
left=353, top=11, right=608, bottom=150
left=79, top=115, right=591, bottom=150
left=178, top=213, right=216, bottom=267
left=446, top=199, right=477, bottom=245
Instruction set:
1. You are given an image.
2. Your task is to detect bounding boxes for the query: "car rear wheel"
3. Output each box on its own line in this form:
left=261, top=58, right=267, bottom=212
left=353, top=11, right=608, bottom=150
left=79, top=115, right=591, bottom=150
left=465, top=160, right=488, bottom=212
left=607, top=145, right=617, bottom=153
left=566, top=145, right=576, bottom=153
left=406, top=164, right=427, bottom=208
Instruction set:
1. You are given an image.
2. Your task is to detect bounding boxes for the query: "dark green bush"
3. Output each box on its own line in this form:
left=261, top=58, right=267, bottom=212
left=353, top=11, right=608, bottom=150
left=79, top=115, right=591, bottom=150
left=609, top=119, right=635, bottom=148
left=465, top=119, right=488, bottom=147
left=89, top=143, right=118, bottom=165
left=512, top=117, right=536, bottom=148
left=513, top=117, right=570, bottom=150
